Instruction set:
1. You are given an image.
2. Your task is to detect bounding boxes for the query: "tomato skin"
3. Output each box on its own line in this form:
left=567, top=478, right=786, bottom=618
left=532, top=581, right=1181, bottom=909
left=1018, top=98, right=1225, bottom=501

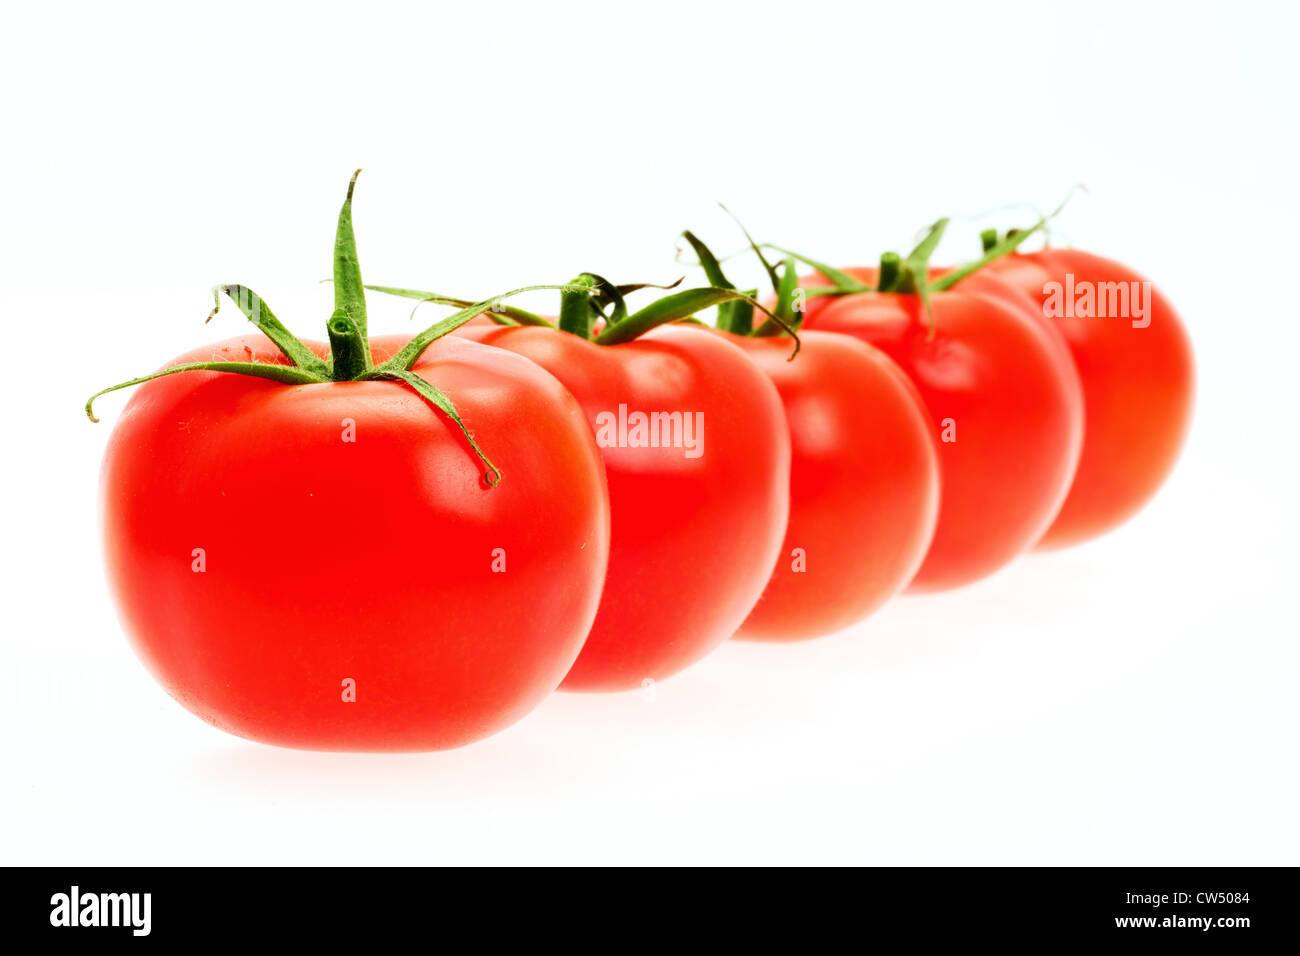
left=466, top=323, right=791, bottom=690
left=100, top=333, right=611, bottom=751
left=986, top=249, right=1195, bottom=548
left=808, top=287, right=1084, bottom=591
left=719, top=330, right=940, bottom=640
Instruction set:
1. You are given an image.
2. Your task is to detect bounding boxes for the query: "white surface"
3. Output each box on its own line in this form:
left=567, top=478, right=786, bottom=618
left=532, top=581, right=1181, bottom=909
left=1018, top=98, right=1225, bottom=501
left=2, top=0, right=1297, bottom=865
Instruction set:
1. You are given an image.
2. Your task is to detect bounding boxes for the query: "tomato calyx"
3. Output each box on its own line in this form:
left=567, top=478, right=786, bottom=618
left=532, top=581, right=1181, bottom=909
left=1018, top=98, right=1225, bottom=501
left=370, top=271, right=785, bottom=350
left=754, top=187, right=1082, bottom=335
left=975, top=185, right=1088, bottom=256
left=86, top=170, right=589, bottom=488
left=678, top=224, right=802, bottom=352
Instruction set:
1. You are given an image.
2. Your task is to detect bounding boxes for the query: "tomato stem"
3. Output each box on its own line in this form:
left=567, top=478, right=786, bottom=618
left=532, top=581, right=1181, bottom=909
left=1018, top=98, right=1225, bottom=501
left=877, top=252, right=901, bottom=292
left=327, top=308, right=369, bottom=381
left=558, top=273, right=601, bottom=339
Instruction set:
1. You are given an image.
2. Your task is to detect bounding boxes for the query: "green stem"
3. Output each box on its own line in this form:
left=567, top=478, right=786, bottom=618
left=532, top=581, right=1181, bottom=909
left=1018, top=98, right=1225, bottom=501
left=727, top=294, right=757, bottom=336
left=877, top=252, right=901, bottom=292
left=327, top=308, right=369, bottom=380
left=558, top=274, right=600, bottom=339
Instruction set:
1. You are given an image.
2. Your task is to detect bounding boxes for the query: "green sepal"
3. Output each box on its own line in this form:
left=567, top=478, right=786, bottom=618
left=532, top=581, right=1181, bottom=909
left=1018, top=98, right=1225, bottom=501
left=364, top=285, right=552, bottom=327
left=332, top=169, right=371, bottom=370
left=612, top=278, right=684, bottom=297
left=680, top=230, right=759, bottom=334
left=595, top=286, right=798, bottom=356
left=207, top=284, right=330, bottom=376
left=582, top=273, right=631, bottom=328
left=380, top=285, right=595, bottom=371
left=87, top=360, right=325, bottom=422
left=680, top=230, right=744, bottom=333
left=894, top=217, right=948, bottom=331
left=753, top=257, right=802, bottom=339
left=762, top=245, right=872, bottom=293
left=720, top=204, right=779, bottom=291
left=931, top=185, right=1082, bottom=293
left=360, top=367, right=501, bottom=486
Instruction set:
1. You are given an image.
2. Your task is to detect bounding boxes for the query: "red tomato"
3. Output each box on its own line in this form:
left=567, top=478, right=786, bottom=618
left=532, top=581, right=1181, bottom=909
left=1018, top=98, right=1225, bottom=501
left=807, top=283, right=1085, bottom=591
left=985, top=249, right=1194, bottom=548
left=462, top=323, right=791, bottom=690
left=100, top=332, right=611, bottom=750
left=719, top=330, right=940, bottom=639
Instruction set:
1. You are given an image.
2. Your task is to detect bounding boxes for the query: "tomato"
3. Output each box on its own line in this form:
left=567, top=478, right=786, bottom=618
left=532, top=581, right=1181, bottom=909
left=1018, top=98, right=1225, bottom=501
left=460, top=322, right=791, bottom=689
left=807, top=281, right=1085, bottom=591
left=98, top=332, right=610, bottom=750
left=718, top=330, right=940, bottom=639
left=92, top=172, right=614, bottom=751
left=985, top=249, right=1194, bottom=548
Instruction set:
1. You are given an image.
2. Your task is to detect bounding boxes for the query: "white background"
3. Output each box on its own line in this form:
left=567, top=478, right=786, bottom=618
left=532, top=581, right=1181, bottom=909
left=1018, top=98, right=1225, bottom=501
left=2, top=0, right=1297, bottom=865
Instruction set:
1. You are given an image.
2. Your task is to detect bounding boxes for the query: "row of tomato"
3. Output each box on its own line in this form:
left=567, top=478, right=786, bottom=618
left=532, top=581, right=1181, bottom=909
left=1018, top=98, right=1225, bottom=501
left=91, top=173, right=1194, bottom=751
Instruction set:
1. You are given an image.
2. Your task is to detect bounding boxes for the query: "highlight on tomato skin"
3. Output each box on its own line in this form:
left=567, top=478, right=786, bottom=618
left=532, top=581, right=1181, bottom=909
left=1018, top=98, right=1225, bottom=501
left=719, top=329, right=941, bottom=641
left=984, top=248, right=1195, bottom=549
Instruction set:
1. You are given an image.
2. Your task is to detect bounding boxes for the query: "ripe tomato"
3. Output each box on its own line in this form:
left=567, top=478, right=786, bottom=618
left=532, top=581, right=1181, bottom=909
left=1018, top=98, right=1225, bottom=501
left=461, top=322, right=791, bottom=689
left=807, top=282, right=1085, bottom=591
left=718, top=330, right=940, bottom=639
left=93, top=172, right=623, bottom=751
left=985, top=249, right=1194, bottom=548
left=99, top=329, right=611, bottom=752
